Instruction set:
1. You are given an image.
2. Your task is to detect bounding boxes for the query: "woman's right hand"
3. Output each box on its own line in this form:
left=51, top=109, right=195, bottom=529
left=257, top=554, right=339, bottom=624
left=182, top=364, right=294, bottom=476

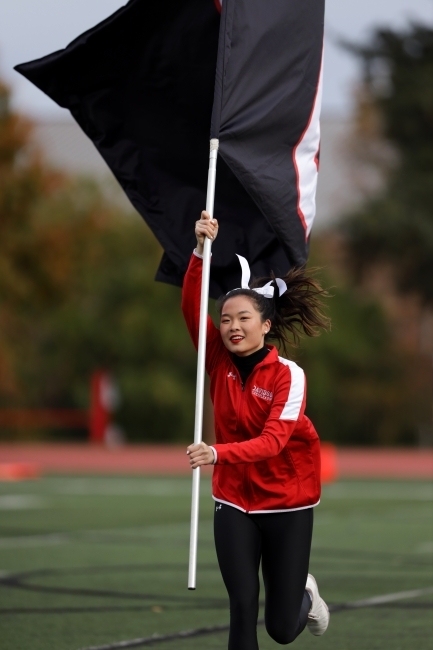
left=195, top=211, right=218, bottom=256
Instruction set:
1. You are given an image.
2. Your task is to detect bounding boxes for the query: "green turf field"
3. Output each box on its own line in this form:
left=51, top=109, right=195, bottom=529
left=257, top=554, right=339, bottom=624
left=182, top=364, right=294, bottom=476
left=0, top=476, right=432, bottom=650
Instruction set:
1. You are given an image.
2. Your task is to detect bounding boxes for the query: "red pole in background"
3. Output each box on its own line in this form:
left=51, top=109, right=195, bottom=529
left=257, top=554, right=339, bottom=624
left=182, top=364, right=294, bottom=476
left=89, top=371, right=121, bottom=444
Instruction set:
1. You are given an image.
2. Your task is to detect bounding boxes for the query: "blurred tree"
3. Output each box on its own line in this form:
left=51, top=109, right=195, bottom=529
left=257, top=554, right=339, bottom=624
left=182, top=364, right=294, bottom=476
left=337, top=24, right=433, bottom=445
left=297, top=238, right=417, bottom=446
left=300, top=307, right=411, bottom=446
left=0, top=80, right=197, bottom=442
left=342, top=25, right=433, bottom=305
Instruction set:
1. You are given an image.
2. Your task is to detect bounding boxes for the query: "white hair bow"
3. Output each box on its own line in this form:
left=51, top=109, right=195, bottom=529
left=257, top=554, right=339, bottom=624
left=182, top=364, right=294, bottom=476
left=231, top=255, right=287, bottom=299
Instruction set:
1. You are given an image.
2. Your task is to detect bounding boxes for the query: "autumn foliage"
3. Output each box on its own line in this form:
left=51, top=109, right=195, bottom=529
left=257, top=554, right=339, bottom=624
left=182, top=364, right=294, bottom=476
left=0, top=81, right=197, bottom=441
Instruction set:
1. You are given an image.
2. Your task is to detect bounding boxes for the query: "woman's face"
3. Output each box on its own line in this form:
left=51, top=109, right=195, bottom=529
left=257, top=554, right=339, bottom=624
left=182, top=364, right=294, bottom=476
left=219, top=295, right=270, bottom=357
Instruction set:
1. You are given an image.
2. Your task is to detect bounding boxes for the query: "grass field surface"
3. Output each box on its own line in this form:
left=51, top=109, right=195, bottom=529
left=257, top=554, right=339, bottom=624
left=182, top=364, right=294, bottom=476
left=0, top=476, right=432, bottom=650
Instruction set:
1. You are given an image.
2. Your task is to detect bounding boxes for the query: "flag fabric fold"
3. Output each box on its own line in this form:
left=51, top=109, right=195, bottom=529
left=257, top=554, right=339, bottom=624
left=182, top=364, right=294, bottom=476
left=15, top=0, right=324, bottom=297
left=212, top=0, right=325, bottom=268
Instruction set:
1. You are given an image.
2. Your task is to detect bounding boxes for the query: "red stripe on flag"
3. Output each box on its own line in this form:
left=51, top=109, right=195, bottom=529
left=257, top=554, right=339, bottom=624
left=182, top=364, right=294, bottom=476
left=314, top=144, right=320, bottom=171
left=213, top=0, right=222, bottom=14
left=292, top=50, right=323, bottom=240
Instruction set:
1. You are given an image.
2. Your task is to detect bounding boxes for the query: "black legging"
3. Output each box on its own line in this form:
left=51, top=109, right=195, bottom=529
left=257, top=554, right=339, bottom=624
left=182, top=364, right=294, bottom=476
left=214, top=503, right=313, bottom=649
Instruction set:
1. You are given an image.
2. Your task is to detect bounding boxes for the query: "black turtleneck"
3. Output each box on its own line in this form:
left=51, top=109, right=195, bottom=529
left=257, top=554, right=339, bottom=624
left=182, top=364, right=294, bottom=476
left=231, top=346, right=270, bottom=386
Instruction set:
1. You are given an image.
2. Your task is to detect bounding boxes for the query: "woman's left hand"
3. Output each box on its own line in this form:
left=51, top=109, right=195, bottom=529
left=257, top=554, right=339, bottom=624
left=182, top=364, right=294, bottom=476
left=187, top=442, right=214, bottom=469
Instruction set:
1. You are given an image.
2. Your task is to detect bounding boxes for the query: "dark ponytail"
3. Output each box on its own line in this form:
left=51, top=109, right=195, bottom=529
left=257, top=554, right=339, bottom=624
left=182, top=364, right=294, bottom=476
left=216, top=267, right=330, bottom=355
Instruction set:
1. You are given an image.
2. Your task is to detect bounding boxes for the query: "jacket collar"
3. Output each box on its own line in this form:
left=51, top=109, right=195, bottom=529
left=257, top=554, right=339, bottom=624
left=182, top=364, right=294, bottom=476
left=260, top=344, right=280, bottom=366
left=228, top=344, right=279, bottom=369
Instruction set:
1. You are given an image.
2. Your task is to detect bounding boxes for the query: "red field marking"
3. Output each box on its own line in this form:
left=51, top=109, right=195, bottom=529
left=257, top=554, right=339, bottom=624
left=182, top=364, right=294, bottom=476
left=0, top=462, right=41, bottom=481
left=0, top=444, right=206, bottom=476
left=0, top=444, right=431, bottom=479
left=337, top=448, right=433, bottom=478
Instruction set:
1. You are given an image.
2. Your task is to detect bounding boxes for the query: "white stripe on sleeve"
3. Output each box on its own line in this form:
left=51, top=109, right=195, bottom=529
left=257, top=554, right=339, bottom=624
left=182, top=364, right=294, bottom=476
left=278, top=358, right=305, bottom=421
left=209, top=446, right=218, bottom=464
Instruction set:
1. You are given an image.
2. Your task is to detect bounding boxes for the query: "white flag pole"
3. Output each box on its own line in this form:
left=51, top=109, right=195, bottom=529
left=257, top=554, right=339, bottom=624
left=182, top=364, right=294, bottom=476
left=188, top=138, right=219, bottom=590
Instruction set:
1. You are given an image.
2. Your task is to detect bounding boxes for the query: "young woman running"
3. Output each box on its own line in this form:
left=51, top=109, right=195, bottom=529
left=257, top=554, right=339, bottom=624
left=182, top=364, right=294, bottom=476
left=184, top=211, right=330, bottom=649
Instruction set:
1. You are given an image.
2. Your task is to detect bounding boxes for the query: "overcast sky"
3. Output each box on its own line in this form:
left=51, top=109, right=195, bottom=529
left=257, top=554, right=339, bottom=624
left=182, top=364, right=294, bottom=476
left=1, top=0, right=432, bottom=119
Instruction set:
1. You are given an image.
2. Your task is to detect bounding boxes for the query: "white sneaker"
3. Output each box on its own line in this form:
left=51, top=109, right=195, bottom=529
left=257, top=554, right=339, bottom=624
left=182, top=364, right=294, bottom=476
left=306, top=574, right=330, bottom=636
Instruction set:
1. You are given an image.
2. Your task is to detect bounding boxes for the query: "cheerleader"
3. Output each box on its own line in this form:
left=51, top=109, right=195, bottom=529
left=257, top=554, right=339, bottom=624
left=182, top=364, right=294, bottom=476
left=185, top=211, right=330, bottom=649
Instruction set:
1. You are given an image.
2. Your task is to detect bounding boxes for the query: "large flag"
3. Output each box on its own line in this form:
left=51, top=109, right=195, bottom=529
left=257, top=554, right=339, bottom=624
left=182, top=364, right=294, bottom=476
left=15, top=0, right=324, bottom=298
left=212, top=0, right=324, bottom=271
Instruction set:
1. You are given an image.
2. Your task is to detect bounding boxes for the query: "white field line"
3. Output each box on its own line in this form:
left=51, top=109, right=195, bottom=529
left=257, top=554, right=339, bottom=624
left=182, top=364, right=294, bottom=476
left=0, top=495, right=48, bottom=510
left=78, top=586, right=433, bottom=650
left=0, top=522, right=192, bottom=549
left=79, top=624, right=231, bottom=650
left=335, top=586, right=433, bottom=609
left=0, top=533, right=71, bottom=549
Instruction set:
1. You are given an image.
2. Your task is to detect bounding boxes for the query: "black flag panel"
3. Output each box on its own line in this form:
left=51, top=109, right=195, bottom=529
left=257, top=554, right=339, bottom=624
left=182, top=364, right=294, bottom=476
left=212, top=0, right=325, bottom=269
left=15, top=0, right=324, bottom=297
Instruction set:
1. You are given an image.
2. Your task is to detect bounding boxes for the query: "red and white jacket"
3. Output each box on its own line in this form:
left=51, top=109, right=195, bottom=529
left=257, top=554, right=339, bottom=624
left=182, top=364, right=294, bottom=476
left=182, top=252, right=321, bottom=513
